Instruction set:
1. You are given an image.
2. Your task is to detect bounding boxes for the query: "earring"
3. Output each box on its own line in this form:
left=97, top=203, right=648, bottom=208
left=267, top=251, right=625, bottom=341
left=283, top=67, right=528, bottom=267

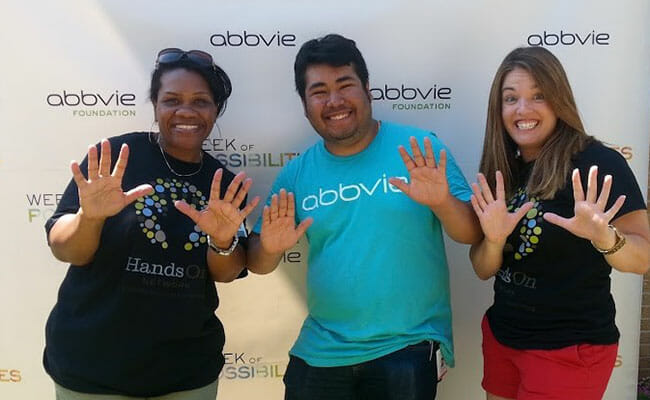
left=214, top=121, right=223, bottom=138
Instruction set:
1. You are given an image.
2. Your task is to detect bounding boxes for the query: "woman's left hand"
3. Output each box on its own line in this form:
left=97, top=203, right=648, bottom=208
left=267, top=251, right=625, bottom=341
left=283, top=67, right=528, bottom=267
left=175, top=169, right=260, bottom=247
left=542, top=166, right=625, bottom=242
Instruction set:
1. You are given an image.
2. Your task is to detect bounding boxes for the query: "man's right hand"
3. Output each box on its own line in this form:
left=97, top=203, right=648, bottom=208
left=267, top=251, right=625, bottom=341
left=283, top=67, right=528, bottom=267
left=260, top=189, right=313, bottom=254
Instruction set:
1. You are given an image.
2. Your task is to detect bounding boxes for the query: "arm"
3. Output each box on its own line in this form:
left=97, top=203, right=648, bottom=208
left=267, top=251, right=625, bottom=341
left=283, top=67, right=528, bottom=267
left=430, top=195, right=482, bottom=244
left=175, top=168, right=260, bottom=283
left=603, top=210, right=650, bottom=274
left=388, top=136, right=482, bottom=244
left=469, top=238, right=505, bottom=280
left=246, top=233, right=284, bottom=275
left=49, top=139, right=153, bottom=265
left=543, top=167, right=650, bottom=274
left=468, top=171, right=533, bottom=280
left=246, top=189, right=312, bottom=275
left=49, top=211, right=105, bottom=266
left=206, top=241, right=248, bottom=282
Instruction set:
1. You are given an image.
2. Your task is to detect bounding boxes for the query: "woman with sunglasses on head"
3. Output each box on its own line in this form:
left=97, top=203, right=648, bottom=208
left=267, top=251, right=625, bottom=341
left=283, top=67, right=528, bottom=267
left=469, top=46, right=649, bottom=400
left=43, top=48, right=259, bottom=400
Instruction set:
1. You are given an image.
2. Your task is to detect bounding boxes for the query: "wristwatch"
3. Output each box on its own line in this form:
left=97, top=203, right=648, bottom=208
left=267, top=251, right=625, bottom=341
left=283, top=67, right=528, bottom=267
left=590, top=224, right=626, bottom=255
left=207, top=234, right=239, bottom=256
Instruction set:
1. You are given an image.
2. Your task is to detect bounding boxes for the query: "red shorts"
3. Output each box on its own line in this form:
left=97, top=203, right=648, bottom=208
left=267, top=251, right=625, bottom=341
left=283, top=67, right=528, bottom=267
left=481, top=315, right=617, bottom=400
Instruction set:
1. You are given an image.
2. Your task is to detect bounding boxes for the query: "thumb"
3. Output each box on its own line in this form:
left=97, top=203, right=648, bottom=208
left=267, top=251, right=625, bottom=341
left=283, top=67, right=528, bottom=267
left=513, top=201, right=534, bottom=221
left=542, top=212, right=570, bottom=229
left=174, top=200, right=200, bottom=224
left=124, top=184, right=154, bottom=205
left=388, top=177, right=409, bottom=194
left=295, top=217, right=313, bottom=238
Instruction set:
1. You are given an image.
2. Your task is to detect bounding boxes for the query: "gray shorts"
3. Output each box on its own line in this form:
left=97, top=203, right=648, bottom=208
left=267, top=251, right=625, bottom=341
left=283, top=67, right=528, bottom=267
left=54, top=380, right=218, bottom=400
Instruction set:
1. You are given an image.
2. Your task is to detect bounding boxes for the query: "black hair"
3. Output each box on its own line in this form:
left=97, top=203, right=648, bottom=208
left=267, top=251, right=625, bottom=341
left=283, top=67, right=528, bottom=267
left=149, top=58, right=232, bottom=117
left=294, top=34, right=369, bottom=101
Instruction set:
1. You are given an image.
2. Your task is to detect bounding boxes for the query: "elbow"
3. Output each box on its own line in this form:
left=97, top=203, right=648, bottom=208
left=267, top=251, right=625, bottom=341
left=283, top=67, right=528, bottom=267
left=638, top=256, right=650, bottom=275
left=246, top=264, right=276, bottom=275
left=452, top=226, right=484, bottom=245
left=450, top=230, right=484, bottom=245
left=215, top=274, right=238, bottom=283
left=469, top=259, right=495, bottom=281
left=475, top=269, right=495, bottom=281
left=212, top=268, right=244, bottom=283
left=49, top=245, right=92, bottom=266
left=627, top=243, right=650, bottom=275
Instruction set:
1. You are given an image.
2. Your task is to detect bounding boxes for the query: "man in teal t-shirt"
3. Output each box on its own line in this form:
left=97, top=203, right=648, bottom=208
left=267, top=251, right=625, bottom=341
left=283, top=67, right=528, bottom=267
left=246, top=34, right=481, bottom=400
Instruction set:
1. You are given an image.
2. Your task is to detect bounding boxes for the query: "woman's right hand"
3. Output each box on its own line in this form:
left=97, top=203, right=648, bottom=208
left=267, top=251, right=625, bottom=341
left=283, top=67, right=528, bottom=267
left=72, top=139, right=153, bottom=220
left=470, top=171, right=533, bottom=246
left=260, top=189, right=313, bottom=254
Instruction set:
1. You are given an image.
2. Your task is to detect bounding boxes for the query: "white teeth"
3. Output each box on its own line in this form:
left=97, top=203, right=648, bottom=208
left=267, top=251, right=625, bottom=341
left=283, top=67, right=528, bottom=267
left=517, top=121, right=537, bottom=130
left=175, top=124, right=199, bottom=130
left=329, top=112, right=349, bottom=120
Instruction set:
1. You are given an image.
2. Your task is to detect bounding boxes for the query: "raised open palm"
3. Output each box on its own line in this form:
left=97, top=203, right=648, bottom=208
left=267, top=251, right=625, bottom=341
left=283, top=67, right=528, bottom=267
left=71, top=139, right=153, bottom=220
left=543, top=166, right=625, bottom=241
left=175, top=169, right=260, bottom=246
left=470, top=171, right=534, bottom=245
left=389, top=136, right=449, bottom=208
left=260, top=189, right=313, bottom=254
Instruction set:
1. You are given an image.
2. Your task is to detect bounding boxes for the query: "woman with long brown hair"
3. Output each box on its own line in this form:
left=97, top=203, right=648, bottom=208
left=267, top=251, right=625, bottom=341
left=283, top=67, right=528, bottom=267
left=470, top=46, right=649, bottom=399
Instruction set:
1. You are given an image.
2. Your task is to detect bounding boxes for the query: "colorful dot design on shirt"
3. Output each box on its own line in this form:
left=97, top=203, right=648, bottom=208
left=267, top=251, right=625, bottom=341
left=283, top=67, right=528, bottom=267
left=134, top=177, right=209, bottom=251
left=507, top=188, right=544, bottom=261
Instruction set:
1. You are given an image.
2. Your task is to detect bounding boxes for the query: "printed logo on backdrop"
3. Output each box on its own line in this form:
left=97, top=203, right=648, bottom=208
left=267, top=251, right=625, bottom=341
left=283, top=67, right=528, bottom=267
left=371, top=83, right=452, bottom=112
left=603, top=142, right=633, bottom=161
left=0, top=369, right=22, bottom=383
left=203, top=136, right=300, bottom=168
left=527, top=30, right=610, bottom=47
left=219, top=352, right=285, bottom=380
left=46, top=89, right=137, bottom=118
left=210, top=31, right=296, bottom=47
left=26, top=192, right=62, bottom=223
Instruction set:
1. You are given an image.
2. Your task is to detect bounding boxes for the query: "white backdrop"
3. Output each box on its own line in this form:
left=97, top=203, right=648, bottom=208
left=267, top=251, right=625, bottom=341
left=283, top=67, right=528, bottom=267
left=1, top=1, right=648, bottom=399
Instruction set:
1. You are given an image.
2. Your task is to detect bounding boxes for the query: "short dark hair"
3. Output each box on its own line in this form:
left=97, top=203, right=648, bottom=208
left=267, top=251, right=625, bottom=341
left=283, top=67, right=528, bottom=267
left=294, top=34, right=369, bottom=101
left=149, top=58, right=232, bottom=117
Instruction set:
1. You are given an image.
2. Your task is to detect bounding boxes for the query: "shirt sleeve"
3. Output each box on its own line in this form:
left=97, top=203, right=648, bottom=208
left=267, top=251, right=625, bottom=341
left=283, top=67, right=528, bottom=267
left=44, top=158, right=87, bottom=242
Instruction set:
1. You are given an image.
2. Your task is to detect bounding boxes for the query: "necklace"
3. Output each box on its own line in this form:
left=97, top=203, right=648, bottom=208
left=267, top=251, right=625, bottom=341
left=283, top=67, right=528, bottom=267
left=154, top=132, right=204, bottom=177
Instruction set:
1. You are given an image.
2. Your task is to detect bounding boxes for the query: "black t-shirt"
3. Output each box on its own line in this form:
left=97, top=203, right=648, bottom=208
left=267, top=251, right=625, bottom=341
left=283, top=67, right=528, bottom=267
left=486, top=141, right=646, bottom=349
left=43, top=132, right=245, bottom=396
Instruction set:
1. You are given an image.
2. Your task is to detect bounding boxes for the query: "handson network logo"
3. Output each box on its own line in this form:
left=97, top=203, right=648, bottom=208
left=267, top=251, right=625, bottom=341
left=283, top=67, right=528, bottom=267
left=370, top=83, right=453, bottom=112
left=527, top=30, right=610, bottom=47
left=46, top=89, right=137, bottom=118
left=202, top=137, right=300, bottom=168
left=210, top=30, right=297, bottom=47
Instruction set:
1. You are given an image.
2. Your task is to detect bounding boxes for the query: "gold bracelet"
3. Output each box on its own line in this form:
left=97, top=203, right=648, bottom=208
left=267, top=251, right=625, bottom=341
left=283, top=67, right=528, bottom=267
left=590, top=224, right=626, bottom=255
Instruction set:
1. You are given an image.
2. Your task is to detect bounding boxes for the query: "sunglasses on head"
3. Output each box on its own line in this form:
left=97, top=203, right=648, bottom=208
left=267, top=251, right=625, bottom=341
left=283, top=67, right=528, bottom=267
left=155, top=48, right=216, bottom=70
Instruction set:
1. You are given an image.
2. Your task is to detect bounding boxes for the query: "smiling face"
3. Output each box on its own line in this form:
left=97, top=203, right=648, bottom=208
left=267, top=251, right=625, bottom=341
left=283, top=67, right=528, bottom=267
left=154, top=68, right=218, bottom=162
left=501, top=67, right=558, bottom=162
left=302, top=64, right=377, bottom=156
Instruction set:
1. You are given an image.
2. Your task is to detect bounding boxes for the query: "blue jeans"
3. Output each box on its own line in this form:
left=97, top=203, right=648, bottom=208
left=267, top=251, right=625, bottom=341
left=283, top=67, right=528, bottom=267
left=283, top=341, right=439, bottom=400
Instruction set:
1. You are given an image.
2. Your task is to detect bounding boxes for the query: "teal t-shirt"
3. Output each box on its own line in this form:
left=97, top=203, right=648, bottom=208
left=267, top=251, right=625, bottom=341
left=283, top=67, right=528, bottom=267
left=254, top=121, right=471, bottom=367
